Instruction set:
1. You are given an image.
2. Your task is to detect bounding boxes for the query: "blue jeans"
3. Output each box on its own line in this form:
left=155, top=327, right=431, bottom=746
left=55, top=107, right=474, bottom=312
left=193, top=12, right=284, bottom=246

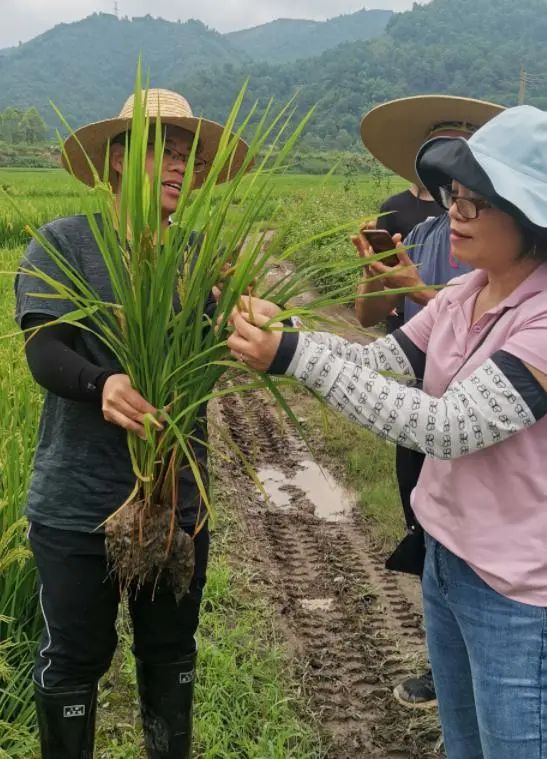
left=423, top=533, right=547, bottom=759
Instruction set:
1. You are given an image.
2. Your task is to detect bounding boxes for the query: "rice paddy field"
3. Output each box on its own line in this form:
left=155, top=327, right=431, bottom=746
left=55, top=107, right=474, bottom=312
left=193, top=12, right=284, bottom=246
left=0, top=167, right=439, bottom=759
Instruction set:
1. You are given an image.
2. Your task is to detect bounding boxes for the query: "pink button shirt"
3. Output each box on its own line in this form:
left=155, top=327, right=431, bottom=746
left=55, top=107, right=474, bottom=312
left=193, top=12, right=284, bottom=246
left=402, top=263, right=547, bottom=606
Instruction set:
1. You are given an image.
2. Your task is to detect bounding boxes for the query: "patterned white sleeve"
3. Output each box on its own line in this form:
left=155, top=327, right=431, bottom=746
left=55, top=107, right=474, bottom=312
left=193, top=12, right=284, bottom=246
left=304, top=331, right=416, bottom=380
left=285, top=333, right=537, bottom=459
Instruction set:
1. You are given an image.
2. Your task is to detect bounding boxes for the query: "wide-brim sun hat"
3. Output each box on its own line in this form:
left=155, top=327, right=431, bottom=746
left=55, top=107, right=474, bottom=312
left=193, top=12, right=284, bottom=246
left=416, top=105, right=547, bottom=230
left=360, top=95, right=504, bottom=185
left=62, top=89, right=250, bottom=189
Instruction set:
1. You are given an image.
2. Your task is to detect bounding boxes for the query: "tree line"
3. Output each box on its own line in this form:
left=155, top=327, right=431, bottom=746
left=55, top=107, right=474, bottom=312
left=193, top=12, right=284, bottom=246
left=0, top=106, right=48, bottom=144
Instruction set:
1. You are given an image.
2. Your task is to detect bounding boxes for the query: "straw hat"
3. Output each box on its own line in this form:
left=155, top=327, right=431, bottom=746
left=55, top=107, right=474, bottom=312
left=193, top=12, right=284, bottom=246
left=62, top=89, right=249, bottom=188
left=360, top=95, right=504, bottom=185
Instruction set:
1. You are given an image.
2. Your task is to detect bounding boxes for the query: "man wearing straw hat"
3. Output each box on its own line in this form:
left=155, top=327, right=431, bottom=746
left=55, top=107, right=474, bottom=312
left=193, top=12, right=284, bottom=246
left=15, top=89, right=247, bottom=758
left=355, top=95, right=504, bottom=710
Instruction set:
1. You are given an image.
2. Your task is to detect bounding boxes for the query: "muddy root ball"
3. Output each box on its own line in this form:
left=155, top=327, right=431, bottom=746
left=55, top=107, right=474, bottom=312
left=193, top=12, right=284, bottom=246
left=105, top=500, right=195, bottom=601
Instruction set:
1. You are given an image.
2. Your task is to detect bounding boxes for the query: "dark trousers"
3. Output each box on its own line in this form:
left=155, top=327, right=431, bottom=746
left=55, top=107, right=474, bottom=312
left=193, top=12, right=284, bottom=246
left=29, top=521, right=209, bottom=689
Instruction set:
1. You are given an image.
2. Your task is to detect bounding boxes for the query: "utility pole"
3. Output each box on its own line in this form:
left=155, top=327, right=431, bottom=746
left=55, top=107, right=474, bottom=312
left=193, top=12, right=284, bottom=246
left=518, top=65, right=527, bottom=105
left=114, top=1, right=119, bottom=18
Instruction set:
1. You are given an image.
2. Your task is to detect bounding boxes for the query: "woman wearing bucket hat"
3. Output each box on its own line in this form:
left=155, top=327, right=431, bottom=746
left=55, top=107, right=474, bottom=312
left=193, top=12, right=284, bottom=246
left=225, top=105, right=547, bottom=758
left=356, top=94, right=504, bottom=709
left=15, top=89, right=247, bottom=758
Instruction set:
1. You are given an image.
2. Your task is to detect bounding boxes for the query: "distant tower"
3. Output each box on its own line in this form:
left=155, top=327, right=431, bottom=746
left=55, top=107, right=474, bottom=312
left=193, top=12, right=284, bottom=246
left=114, top=1, right=119, bottom=18
left=518, top=65, right=526, bottom=105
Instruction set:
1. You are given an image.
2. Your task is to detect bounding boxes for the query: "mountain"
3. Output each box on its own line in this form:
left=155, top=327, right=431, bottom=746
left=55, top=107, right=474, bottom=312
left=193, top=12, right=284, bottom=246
left=0, top=9, right=391, bottom=132
left=177, top=0, right=547, bottom=150
left=0, top=13, right=248, bottom=130
left=226, top=9, right=393, bottom=63
left=1, top=0, right=547, bottom=152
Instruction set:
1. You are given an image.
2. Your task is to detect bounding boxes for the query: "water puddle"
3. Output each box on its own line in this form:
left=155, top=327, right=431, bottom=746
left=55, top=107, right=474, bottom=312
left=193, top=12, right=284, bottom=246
left=257, top=460, right=353, bottom=522
left=300, top=598, right=335, bottom=612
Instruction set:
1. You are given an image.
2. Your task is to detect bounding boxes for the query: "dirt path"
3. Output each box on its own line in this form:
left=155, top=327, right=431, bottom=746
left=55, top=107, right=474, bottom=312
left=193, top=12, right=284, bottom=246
left=211, top=383, right=441, bottom=758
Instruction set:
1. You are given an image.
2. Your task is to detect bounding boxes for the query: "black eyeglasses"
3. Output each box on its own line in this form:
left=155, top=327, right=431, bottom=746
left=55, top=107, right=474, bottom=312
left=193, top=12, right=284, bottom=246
left=439, top=186, right=492, bottom=220
left=147, top=143, right=207, bottom=173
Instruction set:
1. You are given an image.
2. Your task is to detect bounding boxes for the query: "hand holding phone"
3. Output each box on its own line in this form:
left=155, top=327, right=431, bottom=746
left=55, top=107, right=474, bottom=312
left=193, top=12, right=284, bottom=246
left=359, top=228, right=400, bottom=267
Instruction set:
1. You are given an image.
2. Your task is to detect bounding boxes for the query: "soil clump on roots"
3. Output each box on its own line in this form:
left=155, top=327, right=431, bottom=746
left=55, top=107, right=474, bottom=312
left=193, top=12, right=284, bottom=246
left=105, top=500, right=195, bottom=600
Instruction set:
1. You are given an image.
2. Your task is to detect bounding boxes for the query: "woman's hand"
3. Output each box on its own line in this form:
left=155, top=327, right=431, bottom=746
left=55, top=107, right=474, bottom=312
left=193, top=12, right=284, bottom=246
left=212, top=286, right=282, bottom=321
left=102, top=374, right=160, bottom=439
left=366, top=245, right=438, bottom=306
left=227, top=311, right=283, bottom=372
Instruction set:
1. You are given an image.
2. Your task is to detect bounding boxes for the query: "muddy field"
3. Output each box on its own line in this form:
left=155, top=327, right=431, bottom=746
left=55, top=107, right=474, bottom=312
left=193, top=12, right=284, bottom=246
left=211, top=381, right=441, bottom=758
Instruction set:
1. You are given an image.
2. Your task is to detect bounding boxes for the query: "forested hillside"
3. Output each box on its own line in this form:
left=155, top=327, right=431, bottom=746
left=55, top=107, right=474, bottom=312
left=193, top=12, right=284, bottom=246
left=226, top=9, right=392, bottom=63
left=0, top=0, right=546, bottom=151
left=0, top=14, right=247, bottom=128
left=179, top=0, right=547, bottom=149
left=0, top=8, right=391, bottom=130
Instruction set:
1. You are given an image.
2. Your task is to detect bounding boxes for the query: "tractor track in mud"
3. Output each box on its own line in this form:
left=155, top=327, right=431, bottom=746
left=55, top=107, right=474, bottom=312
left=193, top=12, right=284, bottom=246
left=211, top=386, right=441, bottom=758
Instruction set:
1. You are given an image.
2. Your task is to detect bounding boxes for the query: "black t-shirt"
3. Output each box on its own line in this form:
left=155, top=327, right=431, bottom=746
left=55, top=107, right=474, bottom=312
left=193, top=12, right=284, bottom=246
left=15, top=215, right=208, bottom=532
left=376, top=189, right=443, bottom=240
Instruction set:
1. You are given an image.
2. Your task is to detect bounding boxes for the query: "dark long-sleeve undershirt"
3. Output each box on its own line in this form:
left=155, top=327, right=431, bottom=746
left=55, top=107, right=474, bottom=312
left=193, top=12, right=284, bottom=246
left=22, top=314, right=116, bottom=402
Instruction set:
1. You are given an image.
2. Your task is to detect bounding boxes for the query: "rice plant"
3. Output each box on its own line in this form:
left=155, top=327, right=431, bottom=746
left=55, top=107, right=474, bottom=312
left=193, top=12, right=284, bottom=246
left=0, top=246, right=42, bottom=758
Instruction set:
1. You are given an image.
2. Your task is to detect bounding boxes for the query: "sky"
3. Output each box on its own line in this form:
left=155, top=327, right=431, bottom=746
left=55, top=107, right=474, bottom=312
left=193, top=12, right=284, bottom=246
left=0, top=1, right=422, bottom=49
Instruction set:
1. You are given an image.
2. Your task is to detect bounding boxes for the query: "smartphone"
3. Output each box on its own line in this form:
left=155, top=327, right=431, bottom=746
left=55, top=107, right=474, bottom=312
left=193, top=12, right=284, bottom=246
left=360, top=228, right=399, bottom=267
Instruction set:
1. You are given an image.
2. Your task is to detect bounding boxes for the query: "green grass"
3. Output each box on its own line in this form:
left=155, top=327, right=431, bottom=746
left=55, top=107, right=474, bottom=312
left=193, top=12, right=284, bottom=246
left=277, top=174, right=407, bottom=295
left=0, top=170, right=82, bottom=247
left=194, top=541, right=324, bottom=758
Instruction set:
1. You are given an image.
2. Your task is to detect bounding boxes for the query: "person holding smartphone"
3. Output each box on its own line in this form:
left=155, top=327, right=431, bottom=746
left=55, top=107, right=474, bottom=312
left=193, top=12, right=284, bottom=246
left=369, top=184, right=443, bottom=332
left=355, top=95, right=504, bottom=710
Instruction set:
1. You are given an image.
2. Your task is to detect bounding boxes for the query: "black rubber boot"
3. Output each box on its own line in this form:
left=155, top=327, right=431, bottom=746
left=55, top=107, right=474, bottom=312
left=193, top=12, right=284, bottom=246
left=34, top=680, right=97, bottom=758
left=136, top=653, right=196, bottom=758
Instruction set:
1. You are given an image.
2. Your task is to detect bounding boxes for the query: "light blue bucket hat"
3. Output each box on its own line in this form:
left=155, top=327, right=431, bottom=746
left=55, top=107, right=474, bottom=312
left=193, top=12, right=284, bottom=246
left=416, top=105, right=547, bottom=229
